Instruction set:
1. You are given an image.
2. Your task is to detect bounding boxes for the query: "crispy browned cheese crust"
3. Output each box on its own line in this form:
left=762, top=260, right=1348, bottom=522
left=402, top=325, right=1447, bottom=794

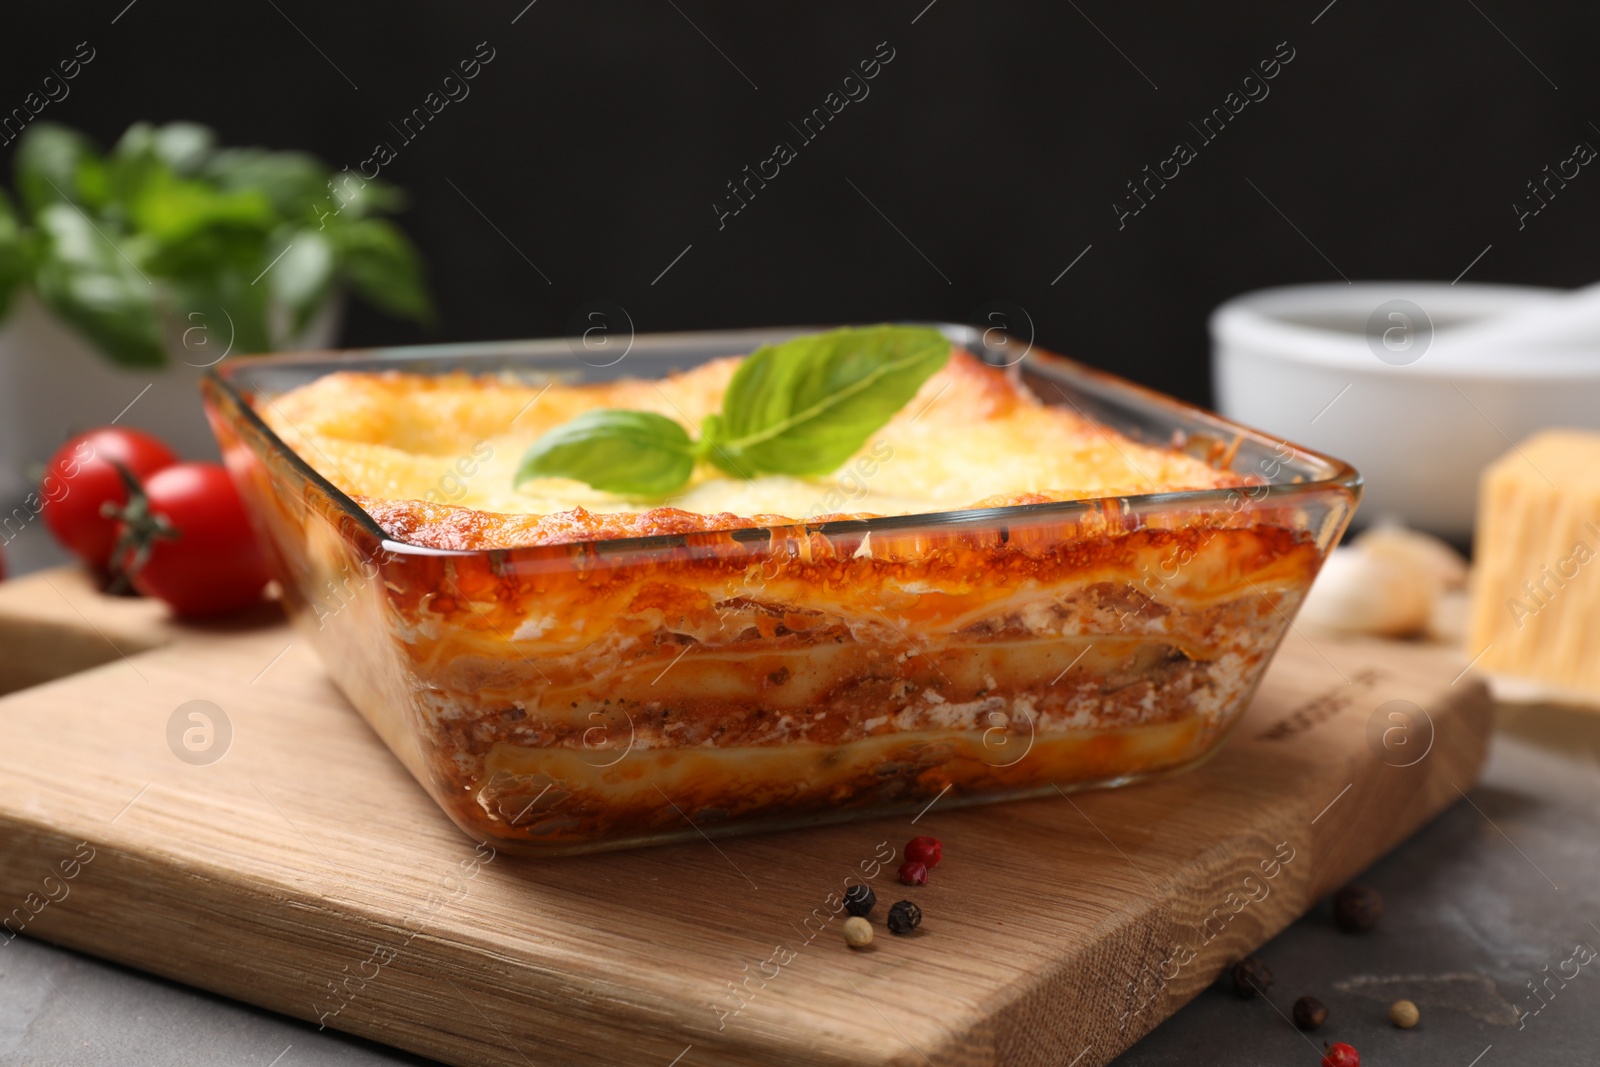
left=262, top=349, right=1249, bottom=548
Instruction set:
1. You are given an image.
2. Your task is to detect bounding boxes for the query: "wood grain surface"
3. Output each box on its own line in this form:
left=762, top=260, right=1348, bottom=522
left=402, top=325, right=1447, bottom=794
left=0, top=567, right=1492, bottom=1067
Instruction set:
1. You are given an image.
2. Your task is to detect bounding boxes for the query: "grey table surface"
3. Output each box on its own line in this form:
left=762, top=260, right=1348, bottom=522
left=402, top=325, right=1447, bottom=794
left=3, top=530, right=1598, bottom=1067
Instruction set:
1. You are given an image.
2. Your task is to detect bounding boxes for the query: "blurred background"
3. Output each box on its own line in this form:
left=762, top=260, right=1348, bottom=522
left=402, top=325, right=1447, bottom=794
left=3, top=0, right=1599, bottom=570
left=5, top=0, right=1596, bottom=404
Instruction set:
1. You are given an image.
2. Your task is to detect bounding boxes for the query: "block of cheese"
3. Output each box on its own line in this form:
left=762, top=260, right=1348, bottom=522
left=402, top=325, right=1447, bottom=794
left=1468, top=429, right=1600, bottom=701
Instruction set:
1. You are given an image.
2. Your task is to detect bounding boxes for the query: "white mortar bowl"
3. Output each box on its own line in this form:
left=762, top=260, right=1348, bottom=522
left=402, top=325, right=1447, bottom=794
left=1211, top=282, right=1600, bottom=541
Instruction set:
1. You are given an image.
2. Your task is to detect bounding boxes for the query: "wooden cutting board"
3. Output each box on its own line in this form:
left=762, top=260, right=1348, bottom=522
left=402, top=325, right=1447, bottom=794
left=0, top=567, right=1491, bottom=1067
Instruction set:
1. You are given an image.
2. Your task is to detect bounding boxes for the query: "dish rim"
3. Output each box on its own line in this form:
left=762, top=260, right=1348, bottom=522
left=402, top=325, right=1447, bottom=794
left=203, top=321, right=1363, bottom=561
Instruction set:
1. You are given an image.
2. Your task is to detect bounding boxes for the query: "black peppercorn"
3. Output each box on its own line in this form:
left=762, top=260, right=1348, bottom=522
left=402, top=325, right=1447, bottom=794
left=1333, top=884, right=1383, bottom=932
left=1293, top=995, right=1328, bottom=1030
left=844, top=883, right=876, bottom=918
left=886, top=900, right=922, bottom=934
left=1230, top=955, right=1273, bottom=998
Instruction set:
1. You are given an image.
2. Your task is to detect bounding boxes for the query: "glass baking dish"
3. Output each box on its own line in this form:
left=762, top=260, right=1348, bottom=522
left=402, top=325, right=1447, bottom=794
left=201, top=325, right=1360, bottom=855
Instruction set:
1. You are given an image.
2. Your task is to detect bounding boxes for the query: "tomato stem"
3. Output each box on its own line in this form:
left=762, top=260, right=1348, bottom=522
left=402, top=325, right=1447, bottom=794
left=103, top=462, right=181, bottom=595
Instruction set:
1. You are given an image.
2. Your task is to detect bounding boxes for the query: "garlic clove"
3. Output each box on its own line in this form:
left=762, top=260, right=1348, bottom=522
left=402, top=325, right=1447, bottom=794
left=1299, top=546, right=1435, bottom=638
left=1355, top=521, right=1469, bottom=590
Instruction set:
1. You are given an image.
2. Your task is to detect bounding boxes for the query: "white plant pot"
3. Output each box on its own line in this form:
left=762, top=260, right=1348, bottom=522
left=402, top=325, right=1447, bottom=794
left=0, top=292, right=340, bottom=502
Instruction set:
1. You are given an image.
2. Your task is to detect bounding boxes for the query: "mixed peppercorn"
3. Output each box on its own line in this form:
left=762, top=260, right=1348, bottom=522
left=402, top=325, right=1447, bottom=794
left=841, top=835, right=939, bottom=949
left=1333, top=884, right=1384, bottom=933
left=1230, top=956, right=1273, bottom=999
left=904, top=835, right=942, bottom=867
left=898, top=861, right=929, bottom=886
left=1293, top=995, right=1328, bottom=1031
left=1320, top=1041, right=1360, bottom=1067
left=1228, top=882, right=1425, bottom=1063
left=887, top=900, right=923, bottom=934
left=842, top=916, right=874, bottom=948
left=832, top=840, right=1415, bottom=1067
left=834, top=843, right=1409, bottom=1063
left=843, top=883, right=876, bottom=917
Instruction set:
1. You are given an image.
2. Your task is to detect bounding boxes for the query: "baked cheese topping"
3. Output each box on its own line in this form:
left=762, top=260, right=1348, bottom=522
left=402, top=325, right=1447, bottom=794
left=261, top=349, right=1245, bottom=543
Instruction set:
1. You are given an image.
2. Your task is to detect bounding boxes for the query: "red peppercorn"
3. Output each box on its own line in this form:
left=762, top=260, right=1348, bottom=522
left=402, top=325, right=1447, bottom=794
left=1320, top=1041, right=1359, bottom=1067
left=898, top=860, right=928, bottom=886
left=905, top=836, right=942, bottom=868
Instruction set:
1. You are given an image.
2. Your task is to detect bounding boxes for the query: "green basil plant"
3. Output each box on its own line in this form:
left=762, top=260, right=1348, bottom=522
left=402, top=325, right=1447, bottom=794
left=0, top=120, right=432, bottom=366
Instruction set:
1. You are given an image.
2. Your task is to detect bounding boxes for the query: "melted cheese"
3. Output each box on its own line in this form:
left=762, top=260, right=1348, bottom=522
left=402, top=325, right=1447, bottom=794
left=262, top=350, right=1243, bottom=527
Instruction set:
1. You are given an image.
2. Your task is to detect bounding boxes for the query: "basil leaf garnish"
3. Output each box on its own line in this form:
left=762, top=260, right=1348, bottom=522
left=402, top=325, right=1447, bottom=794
left=704, top=325, right=948, bottom=476
left=513, top=409, right=697, bottom=497
left=513, top=325, right=950, bottom=497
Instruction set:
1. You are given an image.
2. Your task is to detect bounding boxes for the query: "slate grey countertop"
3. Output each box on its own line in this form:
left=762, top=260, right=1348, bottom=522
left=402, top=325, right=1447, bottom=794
left=1119, top=701, right=1600, bottom=1067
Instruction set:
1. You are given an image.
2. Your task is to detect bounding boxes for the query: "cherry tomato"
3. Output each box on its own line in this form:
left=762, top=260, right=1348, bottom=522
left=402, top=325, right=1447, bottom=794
left=42, top=428, right=179, bottom=570
left=125, top=463, right=270, bottom=616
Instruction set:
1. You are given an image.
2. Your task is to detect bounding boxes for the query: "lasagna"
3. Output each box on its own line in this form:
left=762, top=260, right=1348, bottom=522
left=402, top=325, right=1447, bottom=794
left=255, top=348, right=1328, bottom=852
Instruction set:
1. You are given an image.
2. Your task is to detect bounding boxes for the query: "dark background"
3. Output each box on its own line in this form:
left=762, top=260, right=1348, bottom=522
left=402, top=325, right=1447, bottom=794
left=6, top=0, right=1597, bottom=408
